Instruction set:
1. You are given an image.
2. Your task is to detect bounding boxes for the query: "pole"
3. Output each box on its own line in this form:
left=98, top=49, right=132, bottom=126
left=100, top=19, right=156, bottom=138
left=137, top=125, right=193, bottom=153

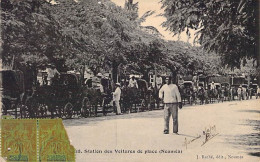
left=154, top=66, right=157, bottom=88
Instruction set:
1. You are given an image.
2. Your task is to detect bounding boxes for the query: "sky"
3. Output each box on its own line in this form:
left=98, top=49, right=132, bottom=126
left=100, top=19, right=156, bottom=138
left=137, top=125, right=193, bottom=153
left=110, top=0, right=194, bottom=43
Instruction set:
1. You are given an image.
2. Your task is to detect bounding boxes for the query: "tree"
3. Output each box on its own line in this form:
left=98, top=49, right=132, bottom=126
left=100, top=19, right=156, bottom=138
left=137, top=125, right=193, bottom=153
left=48, top=0, right=161, bottom=82
left=1, top=0, right=75, bottom=70
left=3, top=0, right=222, bottom=85
left=160, top=0, right=259, bottom=69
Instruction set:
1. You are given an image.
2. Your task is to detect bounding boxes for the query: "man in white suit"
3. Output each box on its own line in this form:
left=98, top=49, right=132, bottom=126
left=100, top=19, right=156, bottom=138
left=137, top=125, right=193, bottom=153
left=159, top=76, right=182, bottom=134
left=113, top=83, right=122, bottom=115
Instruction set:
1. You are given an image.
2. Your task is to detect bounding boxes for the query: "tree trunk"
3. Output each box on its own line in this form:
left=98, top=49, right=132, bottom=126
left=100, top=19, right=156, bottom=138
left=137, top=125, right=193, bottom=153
left=142, top=69, right=150, bottom=83
left=170, top=69, right=178, bottom=84
left=80, top=65, right=85, bottom=85
left=256, top=0, right=259, bottom=85
left=112, top=61, right=119, bottom=83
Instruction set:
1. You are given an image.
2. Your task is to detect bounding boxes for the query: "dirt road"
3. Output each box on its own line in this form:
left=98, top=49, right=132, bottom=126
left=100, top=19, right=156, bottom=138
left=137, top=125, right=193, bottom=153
left=63, top=99, right=260, bottom=162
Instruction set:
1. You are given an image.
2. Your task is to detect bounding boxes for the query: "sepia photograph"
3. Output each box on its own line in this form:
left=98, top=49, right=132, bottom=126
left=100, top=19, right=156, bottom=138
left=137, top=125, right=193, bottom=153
left=0, top=0, right=259, bottom=161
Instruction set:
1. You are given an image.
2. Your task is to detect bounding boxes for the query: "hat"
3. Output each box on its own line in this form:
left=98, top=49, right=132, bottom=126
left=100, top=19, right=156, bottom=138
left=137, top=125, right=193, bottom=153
left=97, top=73, right=102, bottom=77
left=115, top=83, right=120, bottom=86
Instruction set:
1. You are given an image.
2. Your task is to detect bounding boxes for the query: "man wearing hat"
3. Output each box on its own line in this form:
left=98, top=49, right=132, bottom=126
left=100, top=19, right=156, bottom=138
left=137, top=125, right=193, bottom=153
left=192, top=72, right=198, bottom=88
left=113, top=83, right=122, bottom=115
left=128, top=76, right=138, bottom=89
left=257, top=85, right=260, bottom=99
left=210, top=81, right=215, bottom=90
left=237, top=85, right=242, bottom=100
left=156, top=74, right=163, bottom=89
left=46, top=64, right=60, bottom=85
left=178, top=76, right=184, bottom=87
left=220, top=86, right=225, bottom=102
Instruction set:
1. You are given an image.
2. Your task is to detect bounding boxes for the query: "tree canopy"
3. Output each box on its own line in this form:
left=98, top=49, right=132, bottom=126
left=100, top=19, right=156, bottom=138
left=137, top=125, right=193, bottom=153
left=1, top=0, right=66, bottom=68
left=2, top=0, right=225, bottom=83
left=160, top=0, right=259, bottom=69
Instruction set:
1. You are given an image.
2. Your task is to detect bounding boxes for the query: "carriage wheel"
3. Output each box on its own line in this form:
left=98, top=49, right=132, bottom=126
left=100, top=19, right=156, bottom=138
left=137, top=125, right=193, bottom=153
left=19, top=104, right=28, bottom=118
left=63, top=102, right=73, bottom=119
left=81, top=98, right=91, bottom=118
left=140, top=99, right=146, bottom=112
left=1, top=103, right=7, bottom=115
left=26, top=98, right=39, bottom=118
left=16, top=102, right=22, bottom=118
left=38, top=104, right=48, bottom=118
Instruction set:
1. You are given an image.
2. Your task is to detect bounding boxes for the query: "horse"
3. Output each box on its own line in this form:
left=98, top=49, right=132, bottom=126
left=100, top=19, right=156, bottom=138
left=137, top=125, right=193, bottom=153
left=208, top=88, right=219, bottom=103
left=198, top=87, right=205, bottom=105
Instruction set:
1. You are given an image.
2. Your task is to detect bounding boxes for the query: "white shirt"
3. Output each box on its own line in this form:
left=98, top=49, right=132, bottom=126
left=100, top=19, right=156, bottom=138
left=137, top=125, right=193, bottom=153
left=113, top=87, right=121, bottom=101
left=237, top=88, right=242, bottom=94
left=93, top=83, right=104, bottom=93
left=156, top=77, right=162, bottom=86
left=97, top=83, right=104, bottom=93
left=128, top=79, right=138, bottom=88
left=178, top=79, right=184, bottom=85
left=210, top=83, right=215, bottom=90
left=159, top=84, right=181, bottom=103
left=242, top=87, right=246, bottom=94
left=47, top=68, right=59, bottom=79
left=257, top=87, right=260, bottom=93
left=192, top=76, right=198, bottom=82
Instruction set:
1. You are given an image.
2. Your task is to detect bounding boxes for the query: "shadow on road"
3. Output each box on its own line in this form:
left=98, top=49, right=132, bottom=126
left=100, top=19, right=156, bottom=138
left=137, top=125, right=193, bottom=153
left=63, top=110, right=164, bottom=127
left=224, top=118, right=260, bottom=157
left=237, top=110, right=260, bottom=114
left=176, top=133, right=199, bottom=138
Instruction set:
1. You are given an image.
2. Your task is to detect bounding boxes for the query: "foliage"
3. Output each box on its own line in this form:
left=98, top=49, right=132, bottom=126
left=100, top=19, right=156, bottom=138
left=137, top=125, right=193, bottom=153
left=2, top=0, right=160, bottom=75
left=1, top=0, right=73, bottom=69
left=50, top=0, right=161, bottom=75
left=160, top=0, right=258, bottom=69
left=1, top=0, right=222, bottom=82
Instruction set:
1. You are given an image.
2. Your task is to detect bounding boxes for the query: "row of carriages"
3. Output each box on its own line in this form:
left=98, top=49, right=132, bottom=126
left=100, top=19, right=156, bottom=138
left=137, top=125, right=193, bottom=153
left=1, top=70, right=258, bottom=119
left=180, top=75, right=258, bottom=105
left=1, top=70, right=159, bottom=119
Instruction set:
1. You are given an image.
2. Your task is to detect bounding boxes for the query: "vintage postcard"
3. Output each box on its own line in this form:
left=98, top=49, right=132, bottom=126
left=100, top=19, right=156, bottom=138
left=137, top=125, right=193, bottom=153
left=1, top=0, right=259, bottom=162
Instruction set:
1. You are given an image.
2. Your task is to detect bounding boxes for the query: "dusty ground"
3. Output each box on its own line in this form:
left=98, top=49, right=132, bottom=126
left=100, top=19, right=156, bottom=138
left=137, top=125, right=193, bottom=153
left=63, top=99, right=260, bottom=162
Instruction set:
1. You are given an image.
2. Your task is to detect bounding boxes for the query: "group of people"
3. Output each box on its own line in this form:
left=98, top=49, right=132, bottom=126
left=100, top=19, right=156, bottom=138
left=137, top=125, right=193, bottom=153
left=115, top=74, right=260, bottom=135
left=44, top=68, right=260, bottom=135
left=88, top=75, right=140, bottom=116
left=112, top=76, right=142, bottom=115
left=178, top=79, right=260, bottom=105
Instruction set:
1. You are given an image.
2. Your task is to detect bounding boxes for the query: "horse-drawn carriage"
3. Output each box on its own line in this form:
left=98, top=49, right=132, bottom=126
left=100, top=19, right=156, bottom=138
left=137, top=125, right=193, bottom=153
left=1, top=70, right=24, bottom=118
left=180, top=81, right=194, bottom=105
left=83, top=77, right=114, bottom=116
left=17, top=70, right=117, bottom=119
left=22, top=73, right=92, bottom=118
left=120, top=79, right=156, bottom=112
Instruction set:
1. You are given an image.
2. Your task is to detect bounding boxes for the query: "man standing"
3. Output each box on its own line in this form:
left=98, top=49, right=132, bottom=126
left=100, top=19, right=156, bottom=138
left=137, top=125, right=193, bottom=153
left=178, top=76, right=184, bottom=86
left=128, top=76, right=138, bottom=89
left=113, top=83, right=122, bottom=115
left=238, top=85, right=242, bottom=100
left=192, top=72, right=198, bottom=88
left=210, top=81, right=215, bottom=90
left=257, top=85, right=260, bottom=99
left=156, top=75, right=163, bottom=89
left=46, top=64, right=60, bottom=85
left=159, top=76, right=182, bottom=134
